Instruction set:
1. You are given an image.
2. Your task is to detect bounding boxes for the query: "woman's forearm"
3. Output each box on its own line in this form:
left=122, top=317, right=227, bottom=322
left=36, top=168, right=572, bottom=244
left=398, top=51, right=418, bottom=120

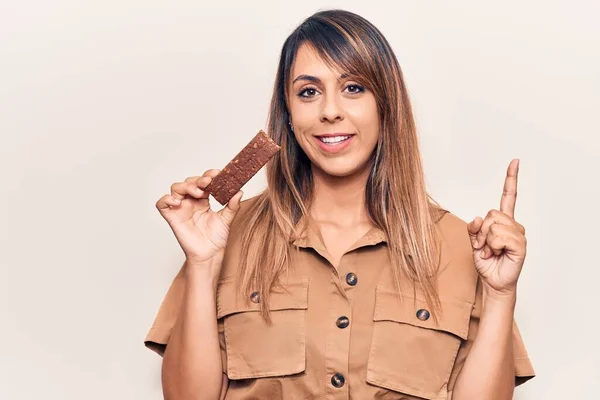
left=453, top=287, right=517, bottom=400
left=162, top=258, right=224, bottom=400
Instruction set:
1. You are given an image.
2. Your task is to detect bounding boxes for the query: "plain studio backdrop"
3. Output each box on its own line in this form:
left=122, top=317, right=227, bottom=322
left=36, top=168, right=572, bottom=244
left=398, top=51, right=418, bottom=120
left=1, top=1, right=598, bottom=399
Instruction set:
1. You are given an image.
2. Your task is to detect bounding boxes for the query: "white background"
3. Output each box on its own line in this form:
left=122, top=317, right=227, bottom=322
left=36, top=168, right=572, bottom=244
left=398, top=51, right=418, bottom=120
left=1, top=1, right=598, bottom=399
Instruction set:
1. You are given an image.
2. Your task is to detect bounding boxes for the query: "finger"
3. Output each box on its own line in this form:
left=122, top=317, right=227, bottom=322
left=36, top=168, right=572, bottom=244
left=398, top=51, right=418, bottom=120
left=155, top=194, right=182, bottom=211
left=184, top=170, right=220, bottom=190
left=183, top=176, right=204, bottom=195
left=170, top=181, right=207, bottom=200
left=183, top=169, right=220, bottom=181
left=482, top=224, right=524, bottom=258
left=468, top=217, right=493, bottom=257
left=199, top=169, right=221, bottom=186
left=484, top=233, right=521, bottom=258
left=475, top=209, right=519, bottom=249
left=193, top=176, right=215, bottom=192
left=467, top=217, right=483, bottom=248
left=219, top=190, right=244, bottom=225
left=184, top=176, right=202, bottom=183
left=201, top=169, right=221, bottom=179
left=500, top=159, right=519, bottom=219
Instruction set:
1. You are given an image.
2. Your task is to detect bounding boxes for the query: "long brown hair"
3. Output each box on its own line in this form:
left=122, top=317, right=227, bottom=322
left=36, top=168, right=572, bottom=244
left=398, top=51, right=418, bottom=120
left=237, top=9, right=445, bottom=320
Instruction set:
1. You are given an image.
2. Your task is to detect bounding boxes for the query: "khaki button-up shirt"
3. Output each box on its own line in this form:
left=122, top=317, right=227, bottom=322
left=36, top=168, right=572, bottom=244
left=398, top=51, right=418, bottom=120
left=145, top=200, right=535, bottom=399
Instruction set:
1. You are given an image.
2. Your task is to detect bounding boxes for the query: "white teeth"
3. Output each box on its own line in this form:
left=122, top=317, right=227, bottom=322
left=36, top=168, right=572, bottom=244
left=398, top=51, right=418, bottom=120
left=320, top=135, right=351, bottom=144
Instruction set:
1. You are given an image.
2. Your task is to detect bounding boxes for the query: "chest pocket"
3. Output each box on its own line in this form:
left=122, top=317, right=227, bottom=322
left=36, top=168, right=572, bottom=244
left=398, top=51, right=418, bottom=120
left=367, top=285, right=473, bottom=400
left=216, top=278, right=309, bottom=380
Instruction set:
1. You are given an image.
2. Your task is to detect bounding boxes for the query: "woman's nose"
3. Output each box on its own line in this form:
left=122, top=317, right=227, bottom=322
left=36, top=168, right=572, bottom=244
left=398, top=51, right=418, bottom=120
left=319, top=93, right=344, bottom=123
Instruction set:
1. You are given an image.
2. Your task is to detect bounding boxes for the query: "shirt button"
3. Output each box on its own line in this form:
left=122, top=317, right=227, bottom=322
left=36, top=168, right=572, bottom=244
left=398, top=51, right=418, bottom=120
left=331, top=373, right=345, bottom=388
left=336, top=316, right=350, bottom=329
left=416, top=309, right=430, bottom=321
left=345, top=272, right=358, bottom=286
left=250, top=291, right=260, bottom=304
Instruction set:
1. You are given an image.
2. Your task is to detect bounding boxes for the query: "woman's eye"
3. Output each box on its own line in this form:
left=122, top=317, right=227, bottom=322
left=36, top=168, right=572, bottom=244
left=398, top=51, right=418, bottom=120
left=297, top=84, right=363, bottom=98
left=345, top=84, right=364, bottom=94
left=298, top=87, right=318, bottom=98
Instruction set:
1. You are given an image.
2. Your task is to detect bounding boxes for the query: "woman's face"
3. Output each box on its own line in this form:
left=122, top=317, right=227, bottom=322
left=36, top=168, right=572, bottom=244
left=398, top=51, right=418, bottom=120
left=287, top=44, right=380, bottom=178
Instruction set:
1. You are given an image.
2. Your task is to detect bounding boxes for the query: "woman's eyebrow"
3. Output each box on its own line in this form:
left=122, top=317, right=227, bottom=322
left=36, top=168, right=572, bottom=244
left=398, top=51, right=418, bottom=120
left=292, top=73, right=350, bottom=85
left=292, top=74, right=320, bottom=84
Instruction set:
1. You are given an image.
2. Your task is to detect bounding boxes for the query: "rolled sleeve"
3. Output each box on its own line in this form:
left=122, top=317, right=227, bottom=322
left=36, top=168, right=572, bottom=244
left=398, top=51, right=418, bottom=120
left=144, top=264, right=186, bottom=357
left=513, top=321, right=535, bottom=385
left=448, top=278, right=535, bottom=391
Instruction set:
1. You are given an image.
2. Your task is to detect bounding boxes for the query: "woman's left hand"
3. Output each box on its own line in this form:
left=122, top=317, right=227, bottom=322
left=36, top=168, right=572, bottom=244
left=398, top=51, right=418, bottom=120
left=467, top=159, right=527, bottom=298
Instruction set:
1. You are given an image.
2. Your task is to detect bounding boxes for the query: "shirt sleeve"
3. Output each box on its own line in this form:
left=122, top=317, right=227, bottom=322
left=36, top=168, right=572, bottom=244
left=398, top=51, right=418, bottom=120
left=144, top=264, right=186, bottom=356
left=448, top=277, right=536, bottom=391
left=512, top=319, right=536, bottom=386
left=143, top=264, right=229, bottom=373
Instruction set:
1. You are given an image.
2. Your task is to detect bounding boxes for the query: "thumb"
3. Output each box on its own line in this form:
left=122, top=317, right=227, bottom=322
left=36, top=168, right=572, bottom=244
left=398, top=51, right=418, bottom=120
left=467, top=217, right=483, bottom=248
left=219, top=190, right=244, bottom=226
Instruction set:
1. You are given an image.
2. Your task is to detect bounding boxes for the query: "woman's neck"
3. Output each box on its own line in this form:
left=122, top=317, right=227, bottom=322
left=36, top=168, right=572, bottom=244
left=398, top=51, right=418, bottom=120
left=309, top=165, right=372, bottom=227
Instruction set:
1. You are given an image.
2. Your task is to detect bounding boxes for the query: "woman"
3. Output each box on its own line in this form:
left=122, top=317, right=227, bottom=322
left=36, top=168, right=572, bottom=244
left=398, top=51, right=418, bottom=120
left=145, top=9, right=535, bottom=400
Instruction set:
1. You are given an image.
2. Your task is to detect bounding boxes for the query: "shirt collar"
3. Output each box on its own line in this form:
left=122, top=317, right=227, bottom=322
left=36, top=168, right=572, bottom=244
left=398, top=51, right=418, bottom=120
left=291, top=214, right=387, bottom=253
left=291, top=210, right=451, bottom=271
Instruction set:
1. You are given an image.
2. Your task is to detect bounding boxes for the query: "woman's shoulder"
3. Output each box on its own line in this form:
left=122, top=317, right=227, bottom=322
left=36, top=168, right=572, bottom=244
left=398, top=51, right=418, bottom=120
left=437, top=210, right=469, bottom=235
left=432, top=206, right=472, bottom=252
left=435, top=211, right=479, bottom=286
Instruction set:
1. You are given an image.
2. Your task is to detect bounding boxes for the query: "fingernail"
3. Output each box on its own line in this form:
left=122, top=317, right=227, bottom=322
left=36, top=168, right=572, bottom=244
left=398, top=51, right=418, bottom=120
left=480, top=249, right=486, bottom=258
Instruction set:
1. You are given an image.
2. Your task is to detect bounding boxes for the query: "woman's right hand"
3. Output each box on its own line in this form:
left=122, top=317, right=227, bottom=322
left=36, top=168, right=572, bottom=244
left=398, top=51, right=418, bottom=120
left=155, top=169, right=243, bottom=265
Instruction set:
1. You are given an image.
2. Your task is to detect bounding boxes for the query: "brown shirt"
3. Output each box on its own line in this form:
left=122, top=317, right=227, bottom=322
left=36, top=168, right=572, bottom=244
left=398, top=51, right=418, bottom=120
left=145, top=199, right=535, bottom=399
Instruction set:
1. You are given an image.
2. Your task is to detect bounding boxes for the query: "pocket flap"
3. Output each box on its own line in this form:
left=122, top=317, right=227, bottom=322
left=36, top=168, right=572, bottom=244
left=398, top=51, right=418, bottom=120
left=217, top=278, right=309, bottom=319
left=373, top=286, right=472, bottom=340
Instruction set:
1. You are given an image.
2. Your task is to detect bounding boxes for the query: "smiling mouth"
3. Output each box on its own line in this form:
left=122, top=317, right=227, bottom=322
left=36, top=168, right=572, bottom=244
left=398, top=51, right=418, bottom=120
left=316, top=135, right=354, bottom=144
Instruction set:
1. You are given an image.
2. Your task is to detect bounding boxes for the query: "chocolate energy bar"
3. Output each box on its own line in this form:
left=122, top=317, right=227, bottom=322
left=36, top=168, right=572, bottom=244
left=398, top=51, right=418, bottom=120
left=206, top=130, right=281, bottom=205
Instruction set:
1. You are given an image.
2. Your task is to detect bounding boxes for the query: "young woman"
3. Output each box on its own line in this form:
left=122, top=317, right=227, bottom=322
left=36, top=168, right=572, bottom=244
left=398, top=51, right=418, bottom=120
left=145, top=9, right=535, bottom=400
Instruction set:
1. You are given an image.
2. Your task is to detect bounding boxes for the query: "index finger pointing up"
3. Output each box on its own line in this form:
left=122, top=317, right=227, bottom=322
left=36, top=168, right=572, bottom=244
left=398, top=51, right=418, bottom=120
left=500, top=159, right=520, bottom=218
